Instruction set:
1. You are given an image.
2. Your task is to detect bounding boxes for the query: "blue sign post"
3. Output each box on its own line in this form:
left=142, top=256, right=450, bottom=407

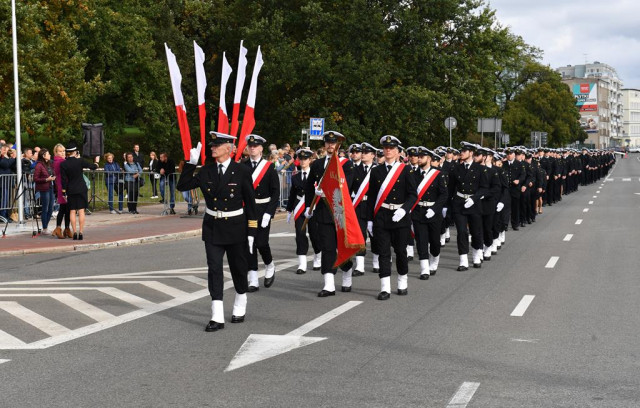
left=309, top=118, right=325, bottom=140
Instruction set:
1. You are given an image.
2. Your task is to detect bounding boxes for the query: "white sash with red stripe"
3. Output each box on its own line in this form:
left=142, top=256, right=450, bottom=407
left=352, top=168, right=371, bottom=208
left=411, top=167, right=440, bottom=211
left=293, top=194, right=305, bottom=221
left=373, top=162, right=406, bottom=216
left=252, top=159, right=270, bottom=189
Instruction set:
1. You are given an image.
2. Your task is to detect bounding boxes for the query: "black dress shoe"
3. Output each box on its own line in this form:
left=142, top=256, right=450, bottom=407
left=397, top=288, right=408, bottom=295
left=264, top=275, right=275, bottom=288
left=512, top=226, right=520, bottom=231
left=419, top=274, right=429, bottom=280
left=296, top=269, right=306, bottom=275
left=430, top=269, right=437, bottom=276
left=497, top=245, right=502, bottom=250
left=457, top=265, right=468, bottom=271
left=247, top=286, right=259, bottom=293
left=231, top=315, right=244, bottom=323
left=473, top=263, right=481, bottom=269
left=445, top=237, right=451, bottom=243
left=318, top=289, right=336, bottom=297
left=407, top=256, right=414, bottom=261
left=520, top=222, right=526, bottom=228
left=73, top=233, right=78, bottom=240
left=377, top=291, right=390, bottom=300
left=78, top=233, right=83, bottom=241
left=484, top=256, right=491, bottom=261
left=205, top=321, right=224, bottom=332
left=341, top=286, right=351, bottom=292
left=492, top=251, right=497, bottom=255
left=352, top=270, right=364, bottom=277
left=372, top=268, right=380, bottom=274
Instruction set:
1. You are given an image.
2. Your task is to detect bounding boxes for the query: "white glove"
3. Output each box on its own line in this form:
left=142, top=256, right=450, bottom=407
left=248, top=236, right=254, bottom=254
left=426, top=209, right=435, bottom=219
left=442, top=207, right=448, bottom=217
left=367, top=221, right=373, bottom=237
left=392, top=208, right=406, bottom=222
left=286, top=212, right=292, bottom=224
left=188, top=142, right=202, bottom=165
left=261, top=213, right=271, bottom=228
left=496, top=202, right=504, bottom=212
left=304, top=207, right=313, bottom=219
left=314, top=187, right=323, bottom=197
left=464, top=198, right=474, bottom=209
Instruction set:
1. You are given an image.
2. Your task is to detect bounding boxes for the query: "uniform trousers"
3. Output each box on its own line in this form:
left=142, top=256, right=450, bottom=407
left=510, top=194, right=521, bottom=228
left=481, top=211, right=495, bottom=247
left=356, top=216, right=368, bottom=256
left=294, top=216, right=311, bottom=255
left=373, top=226, right=409, bottom=278
left=453, top=212, right=483, bottom=255
left=248, top=224, right=273, bottom=270
left=204, top=240, right=248, bottom=301
left=520, top=189, right=531, bottom=223
left=413, top=218, right=441, bottom=260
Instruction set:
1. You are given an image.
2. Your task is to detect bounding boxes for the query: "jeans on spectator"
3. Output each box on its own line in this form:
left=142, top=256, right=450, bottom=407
left=40, top=189, right=54, bottom=229
left=182, top=190, right=192, bottom=210
left=107, top=183, right=123, bottom=212
left=160, top=175, right=175, bottom=209
left=0, top=184, right=9, bottom=220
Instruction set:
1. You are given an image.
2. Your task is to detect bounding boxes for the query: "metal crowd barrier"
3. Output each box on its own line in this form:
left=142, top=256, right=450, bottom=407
left=0, top=172, right=39, bottom=225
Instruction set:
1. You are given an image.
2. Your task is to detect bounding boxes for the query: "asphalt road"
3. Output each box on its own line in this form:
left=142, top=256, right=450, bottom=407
left=1, top=155, right=639, bottom=407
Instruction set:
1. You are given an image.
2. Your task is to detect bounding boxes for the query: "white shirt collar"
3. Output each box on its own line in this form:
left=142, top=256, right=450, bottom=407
left=217, top=157, right=232, bottom=174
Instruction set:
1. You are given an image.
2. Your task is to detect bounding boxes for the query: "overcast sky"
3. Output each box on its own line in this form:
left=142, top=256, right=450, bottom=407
left=488, top=0, right=640, bottom=89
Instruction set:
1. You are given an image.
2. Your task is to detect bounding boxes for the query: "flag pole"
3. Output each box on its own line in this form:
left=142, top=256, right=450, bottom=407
left=12, top=0, right=24, bottom=224
left=301, top=141, right=342, bottom=229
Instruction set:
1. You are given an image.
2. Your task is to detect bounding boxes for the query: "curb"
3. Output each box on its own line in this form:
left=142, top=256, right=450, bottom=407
left=0, top=229, right=201, bottom=258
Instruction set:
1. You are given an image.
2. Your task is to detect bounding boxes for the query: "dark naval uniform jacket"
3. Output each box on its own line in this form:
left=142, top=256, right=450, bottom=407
left=351, top=162, right=374, bottom=220
left=367, top=163, right=418, bottom=229
left=177, top=161, right=257, bottom=245
left=411, top=167, right=448, bottom=224
left=480, top=165, right=502, bottom=216
left=305, top=156, right=354, bottom=224
left=448, top=161, right=490, bottom=215
left=503, top=160, right=526, bottom=198
left=286, top=169, right=309, bottom=213
left=244, top=158, right=280, bottom=219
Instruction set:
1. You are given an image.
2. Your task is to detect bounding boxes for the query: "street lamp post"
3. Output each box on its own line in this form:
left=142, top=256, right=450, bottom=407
left=12, top=0, right=24, bottom=224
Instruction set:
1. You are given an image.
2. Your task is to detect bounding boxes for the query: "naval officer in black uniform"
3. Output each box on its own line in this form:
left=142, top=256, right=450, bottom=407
left=304, top=131, right=354, bottom=297
left=177, top=132, right=258, bottom=332
left=244, top=134, right=280, bottom=291
left=367, top=135, right=418, bottom=300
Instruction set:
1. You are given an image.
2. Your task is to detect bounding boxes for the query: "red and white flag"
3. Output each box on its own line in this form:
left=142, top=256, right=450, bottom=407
left=235, top=46, right=264, bottom=162
left=194, top=41, right=207, bottom=164
left=165, top=43, right=192, bottom=161
left=230, top=40, right=248, bottom=138
left=217, top=52, right=233, bottom=137
left=319, top=152, right=365, bottom=267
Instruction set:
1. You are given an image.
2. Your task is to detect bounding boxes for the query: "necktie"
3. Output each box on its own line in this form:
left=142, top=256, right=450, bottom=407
left=422, top=170, right=425, bottom=176
left=387, top=165, right=392, bottom=173
left=465, top=163, right=470, bottom=170
left=252, top=161, right=257, bottom=170
left=302, top=172, right=307, bottom=182
left=364, top=165, right=368, bottom=173
left=218, top=164, right=224, bottom=179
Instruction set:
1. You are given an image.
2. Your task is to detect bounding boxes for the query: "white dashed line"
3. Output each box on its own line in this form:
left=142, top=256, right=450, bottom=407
left=447, top=382, right=481, bottom=408
left=596, top=190, right=600, bottom=193
left=511, top=295, right=535, bottom=317
left=588, top=201, right=594, bottom=204
left=623, top=178, right=631, bottom=181
left=563, top=234, right=573, bottom=242
left=583, top=208, right=589, bottom=213
left=593, top=196, right=597, bottom=198
left=0, top=359, right=10, bottom=365
left=576, top=219, right=583, bottom=225
left=546, top=256, right=559, bottom=268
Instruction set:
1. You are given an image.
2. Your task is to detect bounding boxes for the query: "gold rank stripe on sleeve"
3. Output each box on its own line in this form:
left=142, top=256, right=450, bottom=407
left=248, top=220, right=258, bottom=228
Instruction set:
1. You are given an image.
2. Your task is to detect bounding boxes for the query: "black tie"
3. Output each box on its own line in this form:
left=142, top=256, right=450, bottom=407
left=465, top=163, right=470, bottom=170
left=387, top=165, right=392, bottom=173
left=364, top=165, right=368, bottom=173
left=252, top=161, right=257, bottom=170
left=218, top=164, right=224, bottom=179
left=302, top=172, right=307, bottom=182
left=422, top=170, right=425, bottom=176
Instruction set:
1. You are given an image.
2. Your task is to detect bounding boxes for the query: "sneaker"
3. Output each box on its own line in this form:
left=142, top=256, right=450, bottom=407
left=110, top=210, right=117, bottom=214
left=116, top=210, right=122, bottom=214
left=41, top=229, right=49, bottom=235
left=169, top=209, right=176, bottom=215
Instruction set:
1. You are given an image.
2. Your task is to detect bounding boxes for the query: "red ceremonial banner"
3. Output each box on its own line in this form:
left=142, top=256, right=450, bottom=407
left=319, top=152, right=365, bottom=267
left=176, top=106, right=192, bottom=161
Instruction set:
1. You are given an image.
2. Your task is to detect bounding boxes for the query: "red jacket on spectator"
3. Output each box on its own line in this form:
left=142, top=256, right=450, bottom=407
left=34, top=161, right=53, bottom=192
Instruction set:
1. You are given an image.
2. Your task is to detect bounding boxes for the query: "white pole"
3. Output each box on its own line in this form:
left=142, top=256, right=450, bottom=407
left=12, top=0, right=24, bottom=224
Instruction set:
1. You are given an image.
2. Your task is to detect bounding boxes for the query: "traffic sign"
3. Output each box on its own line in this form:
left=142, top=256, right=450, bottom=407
left=309, top=118, right=325, bottom=140
left=444, top=117, right=457, bottom=130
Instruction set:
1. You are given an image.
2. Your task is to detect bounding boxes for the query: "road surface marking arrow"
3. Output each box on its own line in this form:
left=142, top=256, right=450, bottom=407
left=225, top=301, right=362, bottom=372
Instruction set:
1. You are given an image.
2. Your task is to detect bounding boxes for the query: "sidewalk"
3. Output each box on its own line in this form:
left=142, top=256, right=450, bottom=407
left=1, top=205, right=288, bottom=257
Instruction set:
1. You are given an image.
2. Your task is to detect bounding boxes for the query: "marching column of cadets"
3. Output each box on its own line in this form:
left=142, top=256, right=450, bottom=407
left=178, top=130, right=615, bottom=333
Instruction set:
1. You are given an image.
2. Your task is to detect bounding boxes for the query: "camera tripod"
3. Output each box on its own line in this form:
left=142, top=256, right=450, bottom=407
left=2, top=173, right=40, bottom=238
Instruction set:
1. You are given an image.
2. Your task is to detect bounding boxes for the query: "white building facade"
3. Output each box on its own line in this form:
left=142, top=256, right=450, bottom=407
left=621, top=89, right=640, bottom=147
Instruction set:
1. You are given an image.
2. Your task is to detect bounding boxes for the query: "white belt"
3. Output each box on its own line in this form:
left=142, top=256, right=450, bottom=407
left=205, top=208, right=244, bottom=218
left=418, top=201, right=435, bottom=207
left=381, top=203, right=402, bottom=210
left=456, top=192, right=473, bottom=199
left=255, top=197, right=271, bottom=204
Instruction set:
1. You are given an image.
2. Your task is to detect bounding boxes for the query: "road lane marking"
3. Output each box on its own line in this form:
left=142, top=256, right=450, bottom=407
left=596, top=191, right=600, bottom=193
left=0, top=359, right=10, bottom=365
left=447, top=382, right=481, bottom=408
left=588, top=201, right=594, bottom=204
left=593, top=196, right=597, bottom=198
left=0, top=330, right=25, bottom=347
left=563, top=234, right=573, bottom=241
left=0, top=294, right=115, bottom=322
left=583, top=208, right=589, bottom=212
left=511, top=295, right=535, bottom=317
left=511, top=338, right=539, bottom=343
left=575, top=219, right=583, bottom=225
left=0, top=301, right=70, bottom=337
left=546, top=256, right=559, bottom=268
left=623, top=178, right=631, bottom=181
